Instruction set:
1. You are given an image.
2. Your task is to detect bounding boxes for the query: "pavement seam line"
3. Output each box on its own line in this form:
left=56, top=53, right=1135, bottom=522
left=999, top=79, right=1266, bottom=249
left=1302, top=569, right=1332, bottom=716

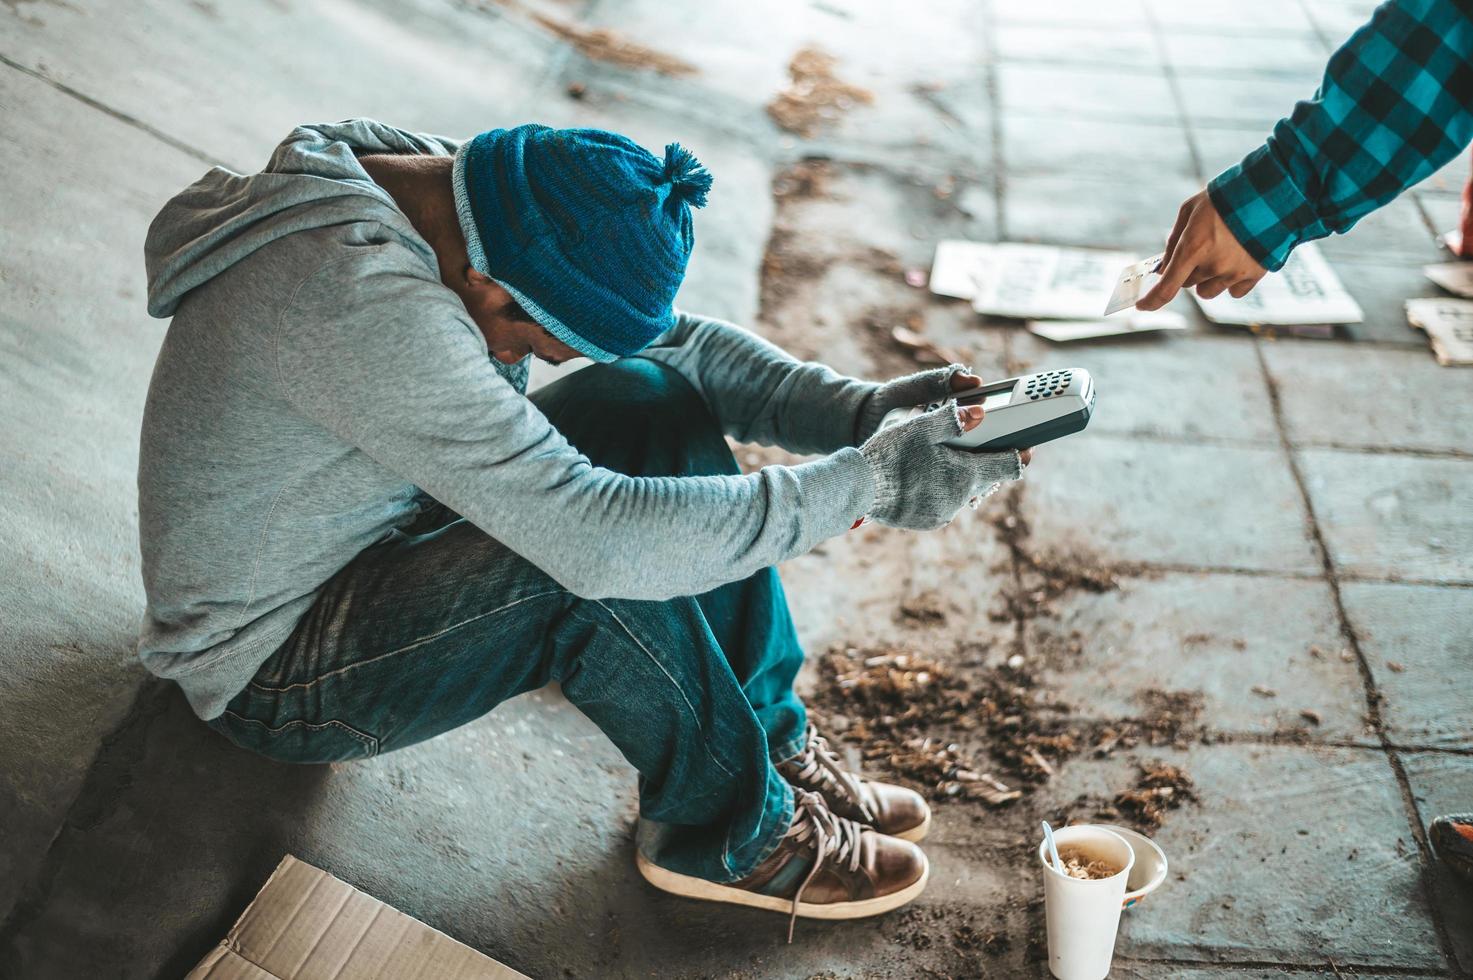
left=1141, top=0, right=1207, bottom=184
left=1097, top=426, right=1473, bottom=460
left=1116, top=953, right=1451, bottom=976
left=1254, top=339, right=1466, bottom=978
left=0, top=52, right=230, bottom=170
left=0, top=682, right=175, bottom=963
left=1294, top=0, right=1340, bottom=54
left=979, top=0, right=1008, bottom=241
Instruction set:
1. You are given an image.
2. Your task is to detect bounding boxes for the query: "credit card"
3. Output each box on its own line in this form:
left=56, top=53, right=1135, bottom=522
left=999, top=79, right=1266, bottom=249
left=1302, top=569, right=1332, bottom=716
left=1104, top=253, right=1164, bottom=316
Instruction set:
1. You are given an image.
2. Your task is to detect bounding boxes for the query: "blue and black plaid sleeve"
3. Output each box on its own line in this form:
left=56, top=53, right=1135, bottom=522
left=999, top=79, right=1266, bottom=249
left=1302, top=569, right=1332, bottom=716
left=1207, top=0, right=1473, bottom=271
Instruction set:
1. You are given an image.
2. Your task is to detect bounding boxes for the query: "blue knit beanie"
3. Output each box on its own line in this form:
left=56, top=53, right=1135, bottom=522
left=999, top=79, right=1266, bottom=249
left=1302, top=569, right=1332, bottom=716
left=451, top=124, right=712, bottom=362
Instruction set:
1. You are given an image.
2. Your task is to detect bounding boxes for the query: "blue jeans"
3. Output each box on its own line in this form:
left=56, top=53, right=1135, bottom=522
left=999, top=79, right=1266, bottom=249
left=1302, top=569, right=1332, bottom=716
left=207, top=359, right=805, bottom=882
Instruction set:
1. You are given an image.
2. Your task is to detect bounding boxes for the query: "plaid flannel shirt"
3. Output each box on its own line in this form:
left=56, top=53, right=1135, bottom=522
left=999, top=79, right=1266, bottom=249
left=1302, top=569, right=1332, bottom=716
left=1208, top=0, right=1473, bottom=271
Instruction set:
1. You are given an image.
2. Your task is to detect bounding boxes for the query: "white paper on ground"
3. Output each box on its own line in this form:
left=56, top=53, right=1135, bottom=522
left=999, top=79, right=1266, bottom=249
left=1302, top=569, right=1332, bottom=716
left=929, top=240, right=997, bottom=299
left=976, top=244, right=1137, bottom=319
left=1193, top=243, right=1362, bottom=325
left=1406, top=298, right=1473, bottom=366
left=1439, top=228, right=1463, bottom=256
left=1424, top=261, right=1473, bottom=298
left=929, top=241, right=1139, bottom=319
left=1028, top=310, right=1187, bottom=342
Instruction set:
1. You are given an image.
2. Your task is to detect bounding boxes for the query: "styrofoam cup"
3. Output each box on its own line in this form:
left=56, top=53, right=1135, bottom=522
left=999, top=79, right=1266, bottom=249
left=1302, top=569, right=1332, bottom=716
left=1037, top=825, right=1135, bottom=980
left=1092, top=823, right=1169, bottom=909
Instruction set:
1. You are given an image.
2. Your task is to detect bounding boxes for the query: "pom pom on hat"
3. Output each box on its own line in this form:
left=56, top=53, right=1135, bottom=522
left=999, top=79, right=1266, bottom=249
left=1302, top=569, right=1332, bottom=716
left=662, top=143, right=713, bottom=209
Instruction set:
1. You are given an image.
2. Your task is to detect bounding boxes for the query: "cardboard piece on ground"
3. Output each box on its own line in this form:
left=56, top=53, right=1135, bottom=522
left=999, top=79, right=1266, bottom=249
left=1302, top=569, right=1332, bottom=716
left=1193, top=243, right=1362, bottom=326
left=1027, top=309, right=1187, bottom=342
left=1406, top=298, right=1473, bottom=366
left=186, top=855, right=529, bottom=980
left=1424, top=261, right=1473, bottom=298
left=929, top=240, right=1137, bottom=319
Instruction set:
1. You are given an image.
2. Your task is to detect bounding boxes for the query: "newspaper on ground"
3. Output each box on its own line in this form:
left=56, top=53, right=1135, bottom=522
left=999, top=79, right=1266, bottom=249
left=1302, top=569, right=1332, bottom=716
left=1193, top=242, right=1362, bottom=326
left=1027, top=309, right=1187, bottom=343
left=929, top=241, right=1136, bottom=320
left=1406, top=298, right=1473, bottom=366
left=1424, top=261, right=1473, bottom=298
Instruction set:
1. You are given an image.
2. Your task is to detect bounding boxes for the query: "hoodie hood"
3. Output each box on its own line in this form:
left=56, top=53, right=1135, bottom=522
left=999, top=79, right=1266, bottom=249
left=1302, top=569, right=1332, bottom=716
left=145, top=119, right=461, bottom=318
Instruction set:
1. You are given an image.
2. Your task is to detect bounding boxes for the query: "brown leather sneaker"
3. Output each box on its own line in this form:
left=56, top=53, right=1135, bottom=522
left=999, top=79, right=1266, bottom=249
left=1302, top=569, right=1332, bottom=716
left=635, top=790, right=929, bottom=941
left=777, top=724, right=932, bottom=842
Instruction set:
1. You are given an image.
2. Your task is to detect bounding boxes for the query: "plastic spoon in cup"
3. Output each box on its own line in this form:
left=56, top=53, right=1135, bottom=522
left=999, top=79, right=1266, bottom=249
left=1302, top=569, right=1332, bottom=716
left=1041, top=820, right=1063, bottom=872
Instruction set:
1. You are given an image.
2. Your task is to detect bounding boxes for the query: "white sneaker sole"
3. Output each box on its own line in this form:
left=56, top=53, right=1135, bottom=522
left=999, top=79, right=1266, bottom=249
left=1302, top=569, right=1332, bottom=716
left=635, top=849, right=930, bottom=920
left=891, top=808, right=932, bottom=844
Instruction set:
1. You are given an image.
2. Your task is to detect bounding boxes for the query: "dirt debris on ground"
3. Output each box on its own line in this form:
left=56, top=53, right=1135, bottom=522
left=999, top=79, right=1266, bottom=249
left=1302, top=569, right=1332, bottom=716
left=808, top=645, right=1078, bottom=805
left=808, top=621, right=1202, bottom=829
left=529, top=11, right=697, bottom=76
left=1090, top=687, right=1205, bottom=756
left=756, top=215, right=903, bottom=324
left=757, top=225, right=830, bottom=319
left=766, top=46, right=874, bottom=136
left=889, top=320, right=966, bottom=366
left=857, top=308, right=969, bottom=370
left=897, top=591, right=948, bottom=625
left=887, top=905, right=1014, bottom=977
left=1030, top=627, right=1085, bottom=670
left=759, top=157, right=967, bottom=377
left=988, top=487, right=1139, bottom=624
left=771, top=157, right=835, bottom=201
left=1064, top=759, right=1200, bottom=835
left=1114, top=760, right=1199, bottom=833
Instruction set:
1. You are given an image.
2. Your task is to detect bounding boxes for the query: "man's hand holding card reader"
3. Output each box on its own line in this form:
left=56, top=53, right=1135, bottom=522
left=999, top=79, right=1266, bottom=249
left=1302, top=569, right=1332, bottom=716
left=876, top=368, right=1096, bottom=452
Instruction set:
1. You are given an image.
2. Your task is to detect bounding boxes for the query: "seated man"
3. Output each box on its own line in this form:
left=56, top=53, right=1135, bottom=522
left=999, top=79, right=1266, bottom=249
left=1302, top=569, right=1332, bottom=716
left=138, top=120, right=1024, bottom=938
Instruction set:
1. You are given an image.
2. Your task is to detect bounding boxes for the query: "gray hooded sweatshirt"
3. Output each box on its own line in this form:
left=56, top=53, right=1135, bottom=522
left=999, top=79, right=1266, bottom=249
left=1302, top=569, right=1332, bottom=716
left=140, top=120, right=881, bottom=719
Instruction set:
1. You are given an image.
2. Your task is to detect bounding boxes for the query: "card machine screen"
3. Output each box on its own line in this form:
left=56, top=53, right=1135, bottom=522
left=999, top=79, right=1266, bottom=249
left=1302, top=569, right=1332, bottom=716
left=957, top=387, right=1013, bottom=412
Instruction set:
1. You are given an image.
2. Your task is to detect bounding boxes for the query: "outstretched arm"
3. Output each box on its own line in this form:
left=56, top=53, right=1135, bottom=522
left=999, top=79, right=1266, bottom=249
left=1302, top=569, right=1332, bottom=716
left=636, top=310, right=883, bottom=454
left=1140, top=0, right=1473, bottom=308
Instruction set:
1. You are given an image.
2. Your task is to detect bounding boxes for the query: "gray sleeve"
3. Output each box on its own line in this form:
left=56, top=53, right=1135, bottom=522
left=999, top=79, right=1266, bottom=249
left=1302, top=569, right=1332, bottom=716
left=638, top=310, right=881, bottom=455
left=274, top=253, right=875, bottom=601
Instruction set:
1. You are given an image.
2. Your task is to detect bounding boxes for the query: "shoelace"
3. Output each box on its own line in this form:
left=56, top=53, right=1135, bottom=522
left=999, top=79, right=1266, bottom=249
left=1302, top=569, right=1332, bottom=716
left=784, top=790, right=864, bottom=942
left=785, top=724, right=876, bottom=824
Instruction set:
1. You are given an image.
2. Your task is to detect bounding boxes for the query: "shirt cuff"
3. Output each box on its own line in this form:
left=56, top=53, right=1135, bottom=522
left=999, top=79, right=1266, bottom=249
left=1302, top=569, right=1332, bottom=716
left=1207, top=140, right=1331, bottom=273
left=791, top=447, right=877, bottom=540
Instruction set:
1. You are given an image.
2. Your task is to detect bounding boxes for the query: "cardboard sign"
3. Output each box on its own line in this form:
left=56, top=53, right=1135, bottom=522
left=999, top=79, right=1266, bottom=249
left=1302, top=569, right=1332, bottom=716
left=1406, top=298, right=1473, bottom=366
left=930, top=241, right=1137, bottom=320
left=1424, top=261, right=1473, bottom=298
left=1193, top=243, right=1362, bottom=326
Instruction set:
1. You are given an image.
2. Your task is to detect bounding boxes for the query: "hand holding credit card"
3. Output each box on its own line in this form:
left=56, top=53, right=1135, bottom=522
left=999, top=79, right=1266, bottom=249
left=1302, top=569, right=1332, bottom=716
left=1103, top=253, right=1163, bottom=316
